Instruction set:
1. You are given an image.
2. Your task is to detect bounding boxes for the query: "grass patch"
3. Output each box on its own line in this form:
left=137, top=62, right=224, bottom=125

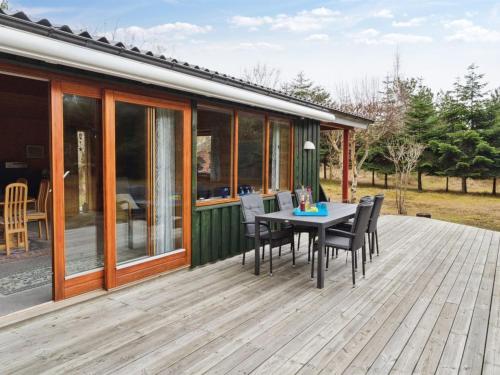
left=321, top=173, right=499, bottom=232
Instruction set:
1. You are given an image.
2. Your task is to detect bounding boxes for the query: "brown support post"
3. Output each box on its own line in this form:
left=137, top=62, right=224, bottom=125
left=342, top=128, right=350, bottom=203
left=103, top=90, right=117, bottom=290
left=50, top=80, right=65, bottom=301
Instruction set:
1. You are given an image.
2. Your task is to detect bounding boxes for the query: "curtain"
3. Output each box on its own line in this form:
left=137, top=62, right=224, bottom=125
left=154, top=108, right=176, bottom=254
left=271, top=124, right=280, bottom=191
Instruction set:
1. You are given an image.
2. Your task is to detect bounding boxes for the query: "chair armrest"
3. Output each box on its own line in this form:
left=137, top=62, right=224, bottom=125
left=327, top=228, right=355, bottom=238
left=242, top=220, right=270, bottom=228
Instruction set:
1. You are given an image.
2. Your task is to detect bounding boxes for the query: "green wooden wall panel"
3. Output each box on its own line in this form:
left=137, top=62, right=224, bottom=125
left=191, top=114, right=321, bottom=267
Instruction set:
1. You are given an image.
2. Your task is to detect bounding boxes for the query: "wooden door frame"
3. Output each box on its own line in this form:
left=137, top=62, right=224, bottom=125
left=106, top=90, right=192, bottom=288
left=52, top=80, right=105, bottom=300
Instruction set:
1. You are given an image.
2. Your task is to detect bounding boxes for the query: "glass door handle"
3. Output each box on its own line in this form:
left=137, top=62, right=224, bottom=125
left=63, top=171, right=70, bottom=179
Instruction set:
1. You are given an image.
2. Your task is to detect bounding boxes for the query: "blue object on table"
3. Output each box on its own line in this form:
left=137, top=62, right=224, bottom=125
left=293, top=205, right=329, bottom=216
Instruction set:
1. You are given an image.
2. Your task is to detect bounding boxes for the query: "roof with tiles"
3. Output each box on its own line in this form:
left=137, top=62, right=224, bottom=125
left=0, top=9, right=373, bottom=124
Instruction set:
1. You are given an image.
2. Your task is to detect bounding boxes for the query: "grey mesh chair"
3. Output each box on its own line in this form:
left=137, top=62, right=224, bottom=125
left=293, top=188, right=317, bottom=262
left=240, top=194, right=295, bottom=275
left=276, top=191, right=316, bottom=262
left=329, top=194, right=384, bottom=261
left=321, top=201, right=373, bottom=286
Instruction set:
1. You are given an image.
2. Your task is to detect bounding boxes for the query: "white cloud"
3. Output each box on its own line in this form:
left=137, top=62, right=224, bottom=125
left=104, top=22, right=213, bottom=50
left=305, top=33, right=330, bottom=42
left=372, top=9, right=394, bottom=19
left=352, top=29, right=432, bottom=45
left=444, top=19, right=500, bottom=42
left=229, top=7, right=341, bottom=32
left=234, top=42, right=284, bottom=51
left=229, top=15, right=273, bottom=28
left=392, top=17, right=426, bottom=28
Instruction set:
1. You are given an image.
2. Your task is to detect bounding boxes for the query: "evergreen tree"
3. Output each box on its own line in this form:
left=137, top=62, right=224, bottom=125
left=405, top=81, right=439, bottom=190
left=0, top=0, right=8, bottom=10
left=282, top=72, right=333, bottom=106
left=454, top=64, right=489, bottom=130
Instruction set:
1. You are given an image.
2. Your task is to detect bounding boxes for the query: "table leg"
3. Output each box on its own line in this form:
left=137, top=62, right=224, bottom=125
left=317, top=225, right=325, bottom=289
left=255, top=217, right=261, bottom=275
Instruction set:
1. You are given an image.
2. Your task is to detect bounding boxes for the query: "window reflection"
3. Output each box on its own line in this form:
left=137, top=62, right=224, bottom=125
left=196, top=107, right=233, bottom=201
left=269, top=120, right=291, bottom=192
left=237, top=113, right=265, bottom=194
left=115, top=101, right=183, bottom=265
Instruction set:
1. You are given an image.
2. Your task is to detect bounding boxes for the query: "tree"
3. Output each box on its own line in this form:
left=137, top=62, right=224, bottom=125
left=282, top=71, right=333, bottom=105
left=405, top=81, right=439, bottom=191
left=0, top=0, right=8, bottom=10
left=385, top=136, right=425, bottom=214
left=454, top=64, right=489, bottom=130
left=242, top=63, right=282, bottom=90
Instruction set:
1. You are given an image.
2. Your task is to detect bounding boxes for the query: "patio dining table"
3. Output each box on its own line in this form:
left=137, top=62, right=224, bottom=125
left=254, top=202, right=357, bottom=289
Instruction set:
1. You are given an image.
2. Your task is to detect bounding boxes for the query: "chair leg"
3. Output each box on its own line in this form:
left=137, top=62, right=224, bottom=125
left=362, top=245, right=366, bottom=277
left=292, top=241, right=295, bottom=266
left=375, top=230, right=380, bottom=255
left=24, top=229, right=29, bottom=252
left=279, top=245, right=282, bottom=257
left=308, top=242, right=311, bottom=263
left=311, top=248, right=315, bottom=279
left=326, top=247, right=330, bottom=270
left=368, top=233, right=374, bottom=262
left=262, top=243, right=265, bottom=260
left=38, top=221, right=42, bottom=238
left=45, top=218, right=50, bottom=240
left=269, top=244, right=273, bottom=276
left=242, top=249, right=246, bottom=265
left=351, top=249, right=356, bottom=286
left=354, top=250, right=358, bottom=270
left=6, top=233, right=11, bottom=256
left=297, top=232, right=301, bottom=251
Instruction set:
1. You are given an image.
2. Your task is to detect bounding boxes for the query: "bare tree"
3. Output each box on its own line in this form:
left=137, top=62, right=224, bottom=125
left=385, top=136, right=425, bottom=214
left=333, top=77, right=387, bottom=202
left=0, top=0, right=8, bottom=10
left=242, top=63, right=282, bottom=90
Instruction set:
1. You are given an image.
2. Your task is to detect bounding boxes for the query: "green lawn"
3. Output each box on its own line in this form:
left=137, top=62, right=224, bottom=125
left=321, top=173, right=500, bottom=232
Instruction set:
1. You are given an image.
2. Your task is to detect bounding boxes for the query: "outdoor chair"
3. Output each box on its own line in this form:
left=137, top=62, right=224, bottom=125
left=276, top=191, right=316, bottom=262
left=329, top=194, right=384, bottom=261
left=27, top=179, right=50, bottom=240
left=314, top=201, right=373, bottom=286
left=240, top=194, right=295, bottom=275
left=294, top=188, right=317, bottom=261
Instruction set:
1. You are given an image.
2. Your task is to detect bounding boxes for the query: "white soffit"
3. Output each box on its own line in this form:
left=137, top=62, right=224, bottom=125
left=0, top=25, right=337, bottom=123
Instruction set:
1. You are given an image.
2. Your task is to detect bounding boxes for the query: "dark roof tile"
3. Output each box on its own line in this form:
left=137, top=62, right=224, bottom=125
left=0, top=9, right=373, bottom=123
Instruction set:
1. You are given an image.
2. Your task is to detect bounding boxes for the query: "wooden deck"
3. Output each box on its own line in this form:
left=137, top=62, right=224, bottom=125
left=0, top=215, right=499, bottom=374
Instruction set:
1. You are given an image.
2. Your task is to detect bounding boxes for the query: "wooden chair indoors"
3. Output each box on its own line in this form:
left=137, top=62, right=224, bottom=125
left=0, top=183, right=29, bottom=256
left=27, top=179, right=50, bottom=240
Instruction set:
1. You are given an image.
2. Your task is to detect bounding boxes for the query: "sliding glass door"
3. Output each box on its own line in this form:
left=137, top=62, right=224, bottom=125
left=63, top=94, right=104, bottom=276
left=115, top=100, right=184, bottom=265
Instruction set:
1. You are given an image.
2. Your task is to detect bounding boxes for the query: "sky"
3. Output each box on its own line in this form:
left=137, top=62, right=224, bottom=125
left=7, top=0, right=500, bottom=97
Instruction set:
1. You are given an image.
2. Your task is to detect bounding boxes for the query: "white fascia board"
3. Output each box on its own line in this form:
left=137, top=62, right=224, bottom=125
left=0, top=25, right=336, bottom=123
left=329, top=114, right=370, bottom=129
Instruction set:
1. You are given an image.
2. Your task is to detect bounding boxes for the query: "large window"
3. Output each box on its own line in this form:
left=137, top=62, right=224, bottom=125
left=238, top=113, right=265, bottom=194
left=63, top=94, right=104, bottom=276
left=115, top=101, right=183, bottom=265
left=268, top=119, right=291, bottom=192
left=196, top=107, right=233, bottom=201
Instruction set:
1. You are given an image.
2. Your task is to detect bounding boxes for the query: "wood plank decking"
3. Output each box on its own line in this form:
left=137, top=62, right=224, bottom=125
left=0, top=215, right=499, bottom=374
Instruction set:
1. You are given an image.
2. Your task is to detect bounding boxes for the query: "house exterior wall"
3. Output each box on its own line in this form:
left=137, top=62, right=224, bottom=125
left=190, top=102, right=321, bottom=266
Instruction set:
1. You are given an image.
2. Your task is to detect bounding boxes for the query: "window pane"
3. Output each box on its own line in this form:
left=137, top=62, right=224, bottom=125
left=238, top=113, right=264, bottom=194
left=269, top=120, right=291, bottom=192
left=197, top=108, right=232, bottom=201
left=115, top=101, right=183, bottom=265
left=63, top=95, right=104, bottom=275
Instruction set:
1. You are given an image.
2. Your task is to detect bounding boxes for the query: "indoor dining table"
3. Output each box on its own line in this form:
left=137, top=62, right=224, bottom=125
left=254, top=202, right=357, bottom=289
